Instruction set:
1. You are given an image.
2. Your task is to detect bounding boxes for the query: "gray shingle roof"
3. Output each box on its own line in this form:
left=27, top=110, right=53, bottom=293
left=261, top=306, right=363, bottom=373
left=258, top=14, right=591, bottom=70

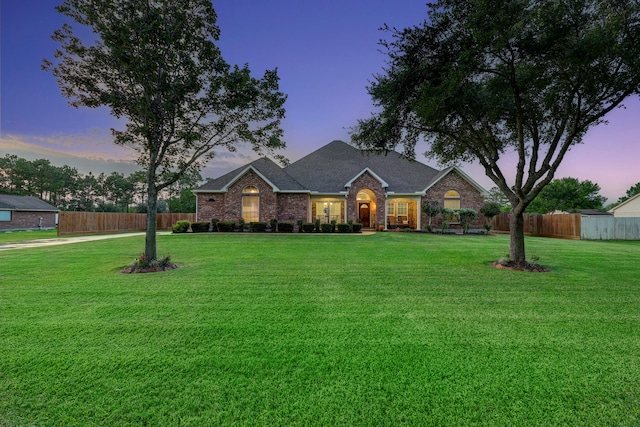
left=195, top=140, right=469, bottom=194
left=284, top=140, right=440, bottom=193
left=0, top=194, right=59, bottom=211
left=195, top=157, right=306, bottom=192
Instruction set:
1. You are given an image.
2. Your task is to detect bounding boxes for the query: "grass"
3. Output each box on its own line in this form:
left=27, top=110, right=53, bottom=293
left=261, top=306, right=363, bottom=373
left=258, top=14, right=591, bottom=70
left=0, top=229, right=58, bottom=244
left=1, top=232, right=639, bottom=426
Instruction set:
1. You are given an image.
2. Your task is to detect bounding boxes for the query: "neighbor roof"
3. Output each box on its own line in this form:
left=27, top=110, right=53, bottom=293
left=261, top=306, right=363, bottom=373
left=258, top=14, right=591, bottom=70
left=0, top=194, right=59, bottom=211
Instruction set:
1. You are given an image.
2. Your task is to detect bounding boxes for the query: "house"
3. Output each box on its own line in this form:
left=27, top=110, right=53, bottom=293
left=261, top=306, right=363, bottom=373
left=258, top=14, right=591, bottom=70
left=608, top=193, right=640, bottom=218
left=0, top=194, right=59, bottom=231
left=194, top=140, right=488, bottom=230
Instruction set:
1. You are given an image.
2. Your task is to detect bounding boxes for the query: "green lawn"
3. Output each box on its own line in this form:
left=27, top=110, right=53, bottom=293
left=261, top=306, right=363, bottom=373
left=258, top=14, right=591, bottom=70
left=1, top=233, right=639, bottom=426
left=0, top=229, right=58, bottom=244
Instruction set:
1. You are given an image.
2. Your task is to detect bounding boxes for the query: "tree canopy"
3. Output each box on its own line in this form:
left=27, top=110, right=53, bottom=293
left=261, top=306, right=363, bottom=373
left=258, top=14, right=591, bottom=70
left=526, top=177, right=605, bottom=213
left=44, top=0, right=287, bottom=262
left=352, top=0, right=640, bottom=264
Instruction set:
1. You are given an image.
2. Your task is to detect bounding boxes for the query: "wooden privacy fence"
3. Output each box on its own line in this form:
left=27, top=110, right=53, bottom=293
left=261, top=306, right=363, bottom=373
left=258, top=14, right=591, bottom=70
left=58, top=212, right=196, bottom=236
left=492, top=213, right=581, bottom=240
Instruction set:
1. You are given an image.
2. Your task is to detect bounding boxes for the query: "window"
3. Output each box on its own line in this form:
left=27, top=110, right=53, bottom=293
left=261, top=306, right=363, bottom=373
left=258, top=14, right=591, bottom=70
left=0, top=210, right=10, bottom=221
left=386, top=202, right=395, bottom=216
left=315, top=201, right=341, bottom=223
left=243, top=185, right=259, bottom=193
left=444, top=190, right=460, bottom=210
left=397, top=202, right=408, bottom=216
left=242, top=196, right=259, bottom=222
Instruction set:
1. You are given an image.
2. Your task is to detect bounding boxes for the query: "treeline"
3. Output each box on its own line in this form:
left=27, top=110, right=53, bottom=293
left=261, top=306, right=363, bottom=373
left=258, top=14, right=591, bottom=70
left=0, top=154, right=199, bottom=213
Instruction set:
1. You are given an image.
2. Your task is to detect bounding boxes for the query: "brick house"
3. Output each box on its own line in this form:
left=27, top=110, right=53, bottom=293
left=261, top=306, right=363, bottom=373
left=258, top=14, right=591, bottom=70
left=194, top=140, right=488, bottom=230
left=0, top=194, right=59, bottom=231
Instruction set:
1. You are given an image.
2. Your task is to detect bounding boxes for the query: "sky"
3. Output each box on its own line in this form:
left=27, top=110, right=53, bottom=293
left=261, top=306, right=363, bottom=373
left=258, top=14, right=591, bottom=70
left=1, top=0, right=639, bottom=203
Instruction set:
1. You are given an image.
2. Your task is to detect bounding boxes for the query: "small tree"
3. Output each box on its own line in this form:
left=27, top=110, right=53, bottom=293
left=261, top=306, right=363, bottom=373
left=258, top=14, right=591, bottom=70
left=480, top=201, right=502, bottom=232
left=457, top=208, right=478, bottom=234
left=421, top=199, right=442, bottom=232
left=44, top=0, right=287, bottom=264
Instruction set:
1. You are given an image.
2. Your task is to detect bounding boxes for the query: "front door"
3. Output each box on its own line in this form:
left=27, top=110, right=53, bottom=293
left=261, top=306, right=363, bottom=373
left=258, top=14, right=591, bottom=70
left=359, top=203, right=370, bottom=227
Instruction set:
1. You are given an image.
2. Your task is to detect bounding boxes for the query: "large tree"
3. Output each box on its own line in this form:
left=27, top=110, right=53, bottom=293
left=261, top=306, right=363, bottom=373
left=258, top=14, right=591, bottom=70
left=352, top=0, right=640, bottom=265
left=44, top=0, right=287, bottom=262
left=526, top=177, right=605, bottom=214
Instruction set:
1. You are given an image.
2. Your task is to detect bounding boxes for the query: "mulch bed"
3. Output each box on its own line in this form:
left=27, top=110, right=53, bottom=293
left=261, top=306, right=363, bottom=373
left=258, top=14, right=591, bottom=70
left=491, top=260, right=551, bottom=272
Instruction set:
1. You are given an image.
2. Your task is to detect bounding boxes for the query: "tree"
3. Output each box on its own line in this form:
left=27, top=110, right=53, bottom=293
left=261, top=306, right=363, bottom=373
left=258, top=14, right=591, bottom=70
left=617, top=182, right=640, bottom=205
left=480, top=201, right=502, bottom=232
left=526, top=177, right=605, bottom=213
left=485, top=187, right=511, bottom=212
left=421, top=199, right=442, bottom=231
left=352, top=0, right=640, bottom=265
left=44, top=0, right=287, bottom=264
left=457, top=208, right=477, bottom=234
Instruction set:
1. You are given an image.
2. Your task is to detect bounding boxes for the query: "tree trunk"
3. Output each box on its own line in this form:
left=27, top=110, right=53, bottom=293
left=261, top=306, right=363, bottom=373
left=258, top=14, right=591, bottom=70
left=509, top=208, right=526, bottom=263
left=145, top=182, right=158, bottom=261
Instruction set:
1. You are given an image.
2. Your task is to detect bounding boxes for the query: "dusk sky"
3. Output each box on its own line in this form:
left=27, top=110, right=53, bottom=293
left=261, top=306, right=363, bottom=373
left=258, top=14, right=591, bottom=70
left=1, top=1, right=639, bottom=203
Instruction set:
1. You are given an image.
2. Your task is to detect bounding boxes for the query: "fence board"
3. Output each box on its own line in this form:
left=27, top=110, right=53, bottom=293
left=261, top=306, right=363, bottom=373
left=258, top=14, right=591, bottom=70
left=492, top=213, right=581, bottom=239
left=581, top=217, right=640, bottom=240
left=58, top=212, right=196, bottom=236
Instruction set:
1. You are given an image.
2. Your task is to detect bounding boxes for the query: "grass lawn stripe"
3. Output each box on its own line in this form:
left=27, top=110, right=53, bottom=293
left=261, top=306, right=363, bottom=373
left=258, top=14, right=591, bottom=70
left=1, top=233, right=639, bottom=425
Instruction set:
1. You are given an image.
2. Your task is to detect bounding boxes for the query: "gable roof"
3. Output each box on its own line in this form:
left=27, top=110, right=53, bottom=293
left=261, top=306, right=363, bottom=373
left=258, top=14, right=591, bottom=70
left=0, top=194, right=59, bottom=211
left=284, top=140, right=440, bottom=193
left=422, top=166, right=489, bottom=196
left=194, top=140, right=486, bottom=196
left=195, top=157, right=306, bottom=193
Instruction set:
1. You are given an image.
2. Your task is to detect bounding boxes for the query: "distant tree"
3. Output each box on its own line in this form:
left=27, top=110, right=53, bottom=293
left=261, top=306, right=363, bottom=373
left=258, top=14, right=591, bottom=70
left=352, top=0, right=640, bottom=265
left=485, top=187, right=511, bottom=212
left=617, top=182, right=640, bottom=205
left=44, top=0, right=287, bottom=264
left=526, top=177, right=605, bottom=214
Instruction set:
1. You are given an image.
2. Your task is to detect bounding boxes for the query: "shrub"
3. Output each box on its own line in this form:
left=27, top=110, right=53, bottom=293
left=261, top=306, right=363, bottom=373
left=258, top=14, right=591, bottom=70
left=217, top=221, right=235, bottom=232
left=352, top=223, right=362, bottom=233
left=172, top=220, right=190, bottom=233
left=190, top=222, right=210, bottom=233
left=297, top=219, right=304, bottom=233
left=278, top=222, right=294, bottom=232
left=458, top=208, right=478, bottom=234
left=347, top=218, right=354, bottom=232
left=337, top=223, right=350, bottom=233
left=302, top=223, right=316, bottom=233
left=320, top=223, right=333, bottom=233
left=210, top=218, right=219, bottom=232
left=314, top=219, right=321, bottom=232
left=270, top=218, right=278, bottom=231
left=330, top=220, right=337, bottom=232
left=249, top=222, right=267, bottom=232
left=238, top=218, right=245, bottom=232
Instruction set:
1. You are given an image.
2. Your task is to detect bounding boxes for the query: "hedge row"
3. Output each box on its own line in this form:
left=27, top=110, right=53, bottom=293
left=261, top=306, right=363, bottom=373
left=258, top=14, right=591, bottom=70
left=173, top=220, right=363, bottom=233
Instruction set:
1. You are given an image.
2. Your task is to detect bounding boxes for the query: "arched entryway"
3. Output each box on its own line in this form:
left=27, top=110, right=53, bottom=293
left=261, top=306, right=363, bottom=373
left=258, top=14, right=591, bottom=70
left=356, top=189, right=377, bottom=229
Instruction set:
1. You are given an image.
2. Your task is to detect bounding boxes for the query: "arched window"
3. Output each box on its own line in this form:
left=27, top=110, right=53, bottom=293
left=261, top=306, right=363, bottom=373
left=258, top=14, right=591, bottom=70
left=243, top=185, right=259, bottom=194
left=444, top=190, right=460, bottom=209
left=242, top=186, right=259, bottom=222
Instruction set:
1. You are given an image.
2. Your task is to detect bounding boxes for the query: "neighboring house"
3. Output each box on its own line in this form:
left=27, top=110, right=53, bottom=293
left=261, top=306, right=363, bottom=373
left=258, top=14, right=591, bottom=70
left=608, top=193, right=640, bottom=218
left=194, top=140, right=488, bottom=230
left=0, top=194, right=59, bottom=230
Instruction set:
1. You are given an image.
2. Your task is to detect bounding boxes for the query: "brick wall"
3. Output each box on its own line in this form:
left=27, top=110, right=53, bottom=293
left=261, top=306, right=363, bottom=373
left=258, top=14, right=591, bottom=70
left=423, top=171, right=486, bottom=228
left=277, top=193, right=308, bottom=223
left=196, top=170, right=280, bottom=223
left=347, top=172, right=386, bottom=229
left=0, top=211, right=57, bottom=230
